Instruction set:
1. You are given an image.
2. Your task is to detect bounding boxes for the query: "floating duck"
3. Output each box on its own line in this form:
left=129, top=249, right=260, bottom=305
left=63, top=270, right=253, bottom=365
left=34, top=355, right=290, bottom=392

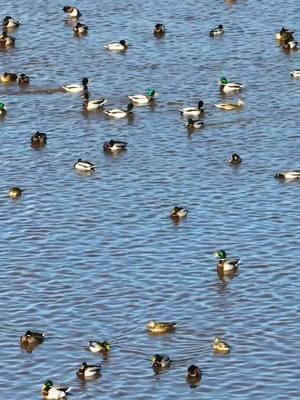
left=282, top=38, right=298, bottom=50
left=20, top=330, right=45, bottom=348
left=77, top=362, right=101, bottom=380
left=179, top=100, right=204, bottom=116
left=63, top=6, right=82, bottom=18
left=170, top=206, right=188, bottom=220
left=74, top=159, right=95, bottom=172
left=128, top=88, right=158, bottom=105
left=212, top=337, right=231, bottom=353
left=0, top=72, right=17, bottom=83
left=82, top=91, right=106, bottom=110
left=214, top=249, right=240, bottom=276
left=290, top=70, right=300, bottom=78
left=89, top=341, right=111, bottom=353
left=41, top=380, right=70, bottom=399
left=104, top=103, right=134, bottom=118
left=63, top=77, right=88, bottom=93
left=104, top=40, right=128, bottom=51
left=210, top=24, right=224, bottom=36
left=73, top=22, right=88, bottom=35
left=2, top=16, right=20, bottom=28
left=0, top=30, right=15, bottom=46
left=31, top=131, right=47, bottom=146
left=218, top=77, right=243, bottom=94
left=185, top=118, right=204, bottom=129
left=152, top=354, right=171, bottom=368
left=275, top=27, right=294, bottom=41
left=146, top=321, right=176, bottom=333
left=103, top=139, right=127, bottom=152
left=17, top=73, right=30, bottom=85
left=9, top=187, right=22, bottom=199
left=229, top=153, right=242, bottom=164
left=153, top=23, right=165, bottom=36
left=215, top=98, right=244, bottom=110
left=0, top=102, right=7, bottom=115
left=274, top=170, right=300, bottom=180
left=186, top=365, right=201, bottom=379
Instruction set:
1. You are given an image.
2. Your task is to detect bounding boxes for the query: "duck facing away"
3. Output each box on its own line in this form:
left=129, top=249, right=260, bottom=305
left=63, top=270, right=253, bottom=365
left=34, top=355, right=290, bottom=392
left=186, top=365, right=201, bottom=379
left=214, top=249, right=240, bottom=276
left=218, top=77, right=244, bottom=94
left=63, top=77, right=88, bottom=93
left=82, top=91, right=106, bottom=110
left=63, top=6, right=82, bottom=18
left=215, top=98, right=244, bottom=110
left=170, top=206, right=188, bottom=220
left=290, top=70, right=300, bottom=78
left=0, top=102, right=7, bottom=116
left=20, top=330, right=45, bottom=346
left=89, top=341, right=111, bottom=353
left=104, top=103, right=134, bottom=118
left=274, top=170, right=300, bottom=180
left=9, top=187, right=22, bottom=199
left=275, top=27, right=294, bottom=41
left=73, top=22, right=88, bottom=35
left=0, top=30, right=15, bottom=46
left=229, top=153, right=242, bottom=165
left=0, top=72, right=18, bottom=83
left=128, top=88, right=158, bottom=105
left=210, top=24, right=224, bottom=36
left=77, top=362, right=101, bottom=380
left=212, top=337, right=231, bottom=354
left=31, top=131, right=47, bottom=147
left=104, top=40, right=128, bottom=51
left=152, top=354, right=171, bottom=368
left=17, top=73, right=30, bottom=85
left=2, top=16, right=20, bottom=28
left=103, top=139, right=127, bottom=152
left=41, top=380, right=70, bottom=399
left=179, top=100, right=204, bottom=116
left=185, top=118, right=204, bottom=129
left=146, top=320, right=176, bottom=333
left=74, top=159, right=95, bottom=172
left=153, top=23, right=165, bottom=36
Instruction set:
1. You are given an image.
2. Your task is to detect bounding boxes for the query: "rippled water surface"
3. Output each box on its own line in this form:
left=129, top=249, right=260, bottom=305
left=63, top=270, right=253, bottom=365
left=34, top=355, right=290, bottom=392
left=0, top=0, right=300, bottom=399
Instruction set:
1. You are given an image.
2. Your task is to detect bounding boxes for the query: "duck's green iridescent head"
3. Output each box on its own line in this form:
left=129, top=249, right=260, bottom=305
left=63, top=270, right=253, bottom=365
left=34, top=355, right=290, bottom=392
left=103, top=341, right=111, bottom=351
left=0, top=102, right=5, bottom=110
left=220, top=77, right=228, bottom=85
left=43, top=380, right=53, bottom=389
left=216, top=249, right=227, bottom=259
left=146, top=88, right=156, bottom=97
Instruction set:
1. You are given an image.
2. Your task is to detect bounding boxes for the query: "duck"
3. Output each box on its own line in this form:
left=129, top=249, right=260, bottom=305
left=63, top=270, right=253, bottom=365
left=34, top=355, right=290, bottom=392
left=77, top=362, right=101, bottom=380
left=0, top=102, right=7, bottom=115
left=73, top=22, right=88, bottom=35
left=212, top=337, right=231, bottom=353
left=31, top=131, right=47, bottom=146
left=63, top=6, right=82, bottom=18
left=215, top=98, right=244, bottom=110
left=2, top=16, right=20, bottom=28
left=74, top=158, right=95, bottom=172
left=179, top=100, right=204, bottom=116
left=103, top=139, right=127, bottom=152
left=151, top=354, right=171, bottom=368
left=185, top=118, right=204, bottom=129
left=214, top=249, right=240, bottom=276
left=41, top=380, right=70, bottom=399
left=0, top=72, right=17, bottom=83
left=20, top=330, right=45, bottom=346
left=17, top=73, right=30, bottom=85
left=210, top=24, right=224, bottom=36
left=128, top=88, right=158, bottom=105
left=104, top=103, right=134, bottom=118
left=186, top=365, right=201, bottom=379
left=9, top=187, right=22, bottom=199
left=0, top=30, right=15, bottom=46
left=274, top=170, right=300, bottom=180
left=63, top=77, right=88, bottom=93
left=282, top=38, right=298, bottom=50
left=229, top=153, right=242, bottom=164
left=146, top=320, right=176, bottom=333
left=275, top=27, right=294, bottom=41
left=170, top=206, right=188, bottom=220
left=82, top=91, right=107, bottom=110
left=89, top=341, right=111, bottom=353
left=104, top=40, right=128, bottom=51
left=290, top=70, right=300, bottom=78
left=153, top=23, right=165, bottom=36
left=218, top=77, right=243, bottom=93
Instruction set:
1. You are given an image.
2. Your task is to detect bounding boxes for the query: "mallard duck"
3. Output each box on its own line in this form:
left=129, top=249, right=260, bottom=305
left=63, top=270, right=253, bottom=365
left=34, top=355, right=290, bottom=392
left=185, top=118, right=204, bottom=129
left=128, top=88, right=158, bottom=105
left=31, top=131, right=47, bottom=146
left=215, top=98, right=244, bottom=110
left=151, top=354, right=171, bottom=368
left=153, top=23, right=165, bottom=36
left=146, top=321, right=176, bottom=333
left=73, top=22, right=88, bottom=35
left=20, top=330, right=45, bottom=346
left=276, top=27, right=294, bottom=41
left=103, top=139, right=127, bottom=152
left=290, top=70, right=300, bottom=78
left=0, top=30, right=15, bottom=46
left=41, top=380, right=70, bottom=399
left=210, top=24, right=224, bottom=36
left=0, top=72, right=17, bottom=83
left=170, top=206, right=188, bottom=220
left=17, top=73, right=30, bottom=85
left=82, top=91, right=106, bottom=110
left=63, top=77, right=88, bottom=93
left=77, top=362, right=101, bottom=380
left=229, top=153, right=242, bottom=164
left=104, top=103, right=134, bottom=118
left=212, top=337, right=231, bottom=353
left=104, top=40, right=128, bottom=51
left=74, top=158, right=95, bottom=172
left=2, top=16, right=20, bottom=28
left=186, top=365, right=201, bottom=379
left=0, top=102, right=7, bottom=115
left=214, top=249, right=240, bottom=276
left=274, top=170, right=300, bottom=180
left=89, top=341, right=111, bottom=353
left=63, top=6, right=82, bottom=18
left=282, top=38, right=298, bottom=50
left=179, top=100, right=204, bottom=116
left=218, top=77, right=243, bottom=93
left=9, top=187, right=22, bottom=199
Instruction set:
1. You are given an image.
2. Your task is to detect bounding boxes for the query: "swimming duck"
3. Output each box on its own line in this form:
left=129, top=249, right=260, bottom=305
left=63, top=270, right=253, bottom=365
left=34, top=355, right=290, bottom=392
left=186, top=365, right=201, bottom=379
left=290, top=70, right=300, bottom=78
left=128, top=88, right=158, bottom=105
left=274, top=170, right=300, bottom=180
left=89, top=341, right=111, bottom=353
left=218, top=77, right=243, bottom=94
left=63, top=77, right=88, bottom=93
left=212, top=337, right=231, bottom=353
left=0, top=30, right=15, bottom=46
left=229, top=153, right=242, bottom=164
left=215, top=98, right=244, bottom=110
left=103, top=139, right=127, bottom=152
left=170, top=206, right=188, bottom=220
left=20, top=330, right=45, bottom=346
left=104, top=103, right=134, bottom=118
left=153, top=23, right=165, bottom=36
left=104, top=40, right=128, bottom=51
left=74, top=158, right=95, bottom=172
left=9, top=187, right=22, bottom=199
left=31, top=131, right=47, bottom=146
left=179, top=100, right=204, bottom=116
left=146, top=321, right=176, bottom=333
left=0, top=72, right=17, bottom=83
left=2, top=16, right=20, bottom=28
left=151, top=354, right=171, bottom=368
left=275, top=27, right=294, bottom=41
left=77, top=362, right=101, bottom=380
left=41, top=380, right=70, bottom=399
left=214, top=249, right=240, bottom=276
left=63, top=6, right=82, bottom=18
left=73, top=22, right=88, bottom=35
left=82, top=91, right=106, bottom=110
left=210, top=24, right=224, bottom=36
left=0, top=102, right=7, bottom=115
left=17, top=73, right=30, bottom=85
left=282, top=38, right=298, bottom=50
left=185, top=118, right=204, bottom=129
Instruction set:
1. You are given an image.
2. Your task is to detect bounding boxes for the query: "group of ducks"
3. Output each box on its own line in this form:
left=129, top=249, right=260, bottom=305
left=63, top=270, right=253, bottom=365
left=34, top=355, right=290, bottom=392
left=275, top=26, right=298, bottom=50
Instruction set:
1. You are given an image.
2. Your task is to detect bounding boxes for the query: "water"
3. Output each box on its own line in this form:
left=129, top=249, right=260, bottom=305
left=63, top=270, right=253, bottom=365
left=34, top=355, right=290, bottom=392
left=0, top=0, right=300, bottom=398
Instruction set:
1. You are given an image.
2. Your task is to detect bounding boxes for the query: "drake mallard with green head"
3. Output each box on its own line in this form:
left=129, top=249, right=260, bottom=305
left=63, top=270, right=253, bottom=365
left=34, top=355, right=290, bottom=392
left=41, top=380, right=70, bottom=399
left=170, top=206, right=188, bottom=220
left=73, top=22, right=88, bottom=35
left=74, top=158, right=95, bottom=172
left=275, top=27, right=294, bottom=41
left=282, top=37, right=298, bottom=50
left=103, top=139, right=127, bottom=152
left=210, top=24, right=224, bottom=37
left=146, top=320, right=176, bottom=333
left=82, top=90, right=107, bottom=110
left=2, top=16, right=20, bottom=29
left=218, top=77, right=243, bottom=94
left=104, top=103, right=134, bottom=118
left=274, top=170, right=300, bottom=180
left=0, top=102, right=7, bottom=115
left=104, top=40, right=128, bottom=51
left=63, top=6, right=82, bottom=18
left=151, top=354, right=171, bottom=368
left=185, top=118, right=204, bottom=129
left=128, top=88, right=158, bottom=105
left=214, top=249, right=240, bottom=276
left=290, top=70, right=300, bottom=78
left=212, top=336, right=231, bottom=354
left=77, top=362, right=101, bottom=380
left=89, top=341, right=111, bottom=353
left=63, top=77, right=88, bottom=93
left=179, top=100, right=204, bottom=116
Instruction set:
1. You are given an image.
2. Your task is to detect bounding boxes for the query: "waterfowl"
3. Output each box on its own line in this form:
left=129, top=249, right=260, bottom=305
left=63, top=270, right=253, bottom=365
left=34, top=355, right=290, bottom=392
left=185, top=118, right=204, bottom=129
left=41, top=380, right=70, bottom=399
left=82, top=91, right=106, bottom=110
left=0, top=102, right=7, bottom=115
left=104, top=40, right=128, bottom=51
left=229, top=153, right=242, bottom=164
left=63, top=6, right=82, bottom=18
left=212, top=337, right=231, bottom=353
left=186, top=365, right=201, bottom=379
left=20, top=330, right=45, bottom=346
left=274, top=170, right=300, bottom=180
left=179, top=100, right=204, bottom=116
left=290, top=70, right=300, bottom=78
left=2, top=16, right=20, bottom=28
left=31, top=131, right=47, bottom=146
left=103, top=139, right=127, bottom=152
left=104, top=103, right=134, bottom=118
left=214, top=249, right=240, bottom=276
left=170, top=206, right=188, bottom=220
left=89, top=341, right=111, bottom=353
left=215, top=98, right=244, bottom=110
left=0, top=30, right=15, bottom=46
left=63, top=77, right=88, bottom=93
left=74, top=158, right=95, bottom=172
left=0, top=72, right=17, bottom=83
left=73, top=22, right=88, bottom=35
left=275, top=27, right=294, bottom=41
left=9, top=187, right=22, bottom=199
left=146, top=321, right=176, bottom=333
left=210, top=24, right=224, bottom=36
left=153, top=23, right=165, bottom=36
left=218, top=77, right=243, bottom=93
left=128, top=88, right=158, bottom=105
left=17, top=73, right=30, bottom=85
left=282, top=38, right=298, bottom=50
left=77, top=362, right=101, bottom=380
left=151, top=354, right=171, bottom=368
